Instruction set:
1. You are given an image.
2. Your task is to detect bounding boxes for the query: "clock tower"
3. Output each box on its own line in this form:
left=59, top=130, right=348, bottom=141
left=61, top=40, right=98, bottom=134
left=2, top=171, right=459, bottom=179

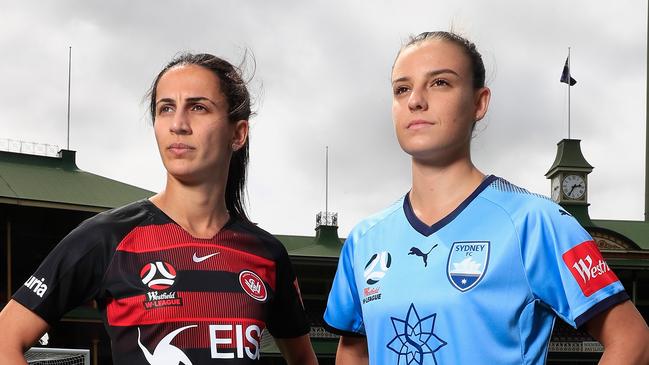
left=545, top=139, right=593, bottom=225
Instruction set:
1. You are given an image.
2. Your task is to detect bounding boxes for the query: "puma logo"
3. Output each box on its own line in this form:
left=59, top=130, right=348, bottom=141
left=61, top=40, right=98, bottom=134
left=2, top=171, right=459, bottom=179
left=408, top=244, right=438, bottom=267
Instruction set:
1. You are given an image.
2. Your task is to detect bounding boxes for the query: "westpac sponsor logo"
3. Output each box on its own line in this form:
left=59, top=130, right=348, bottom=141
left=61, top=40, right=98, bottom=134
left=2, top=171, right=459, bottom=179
left=143, top=291, right=183, bottom=309
left=239, top=270, right=267, bottom=302
left=447, top=241, right=489, bottom=292
left=562, top=241, right=618, bottom=297
left=24, top=276, right=48, bottom=297
left=572, top=256, right=611, bottom=282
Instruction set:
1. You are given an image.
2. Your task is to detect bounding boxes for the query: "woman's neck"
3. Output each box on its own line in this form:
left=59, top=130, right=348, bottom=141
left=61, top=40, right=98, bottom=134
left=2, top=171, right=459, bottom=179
left=149, top=174, right=230, bottom=239
left=409, top=157, right=484, bottom=227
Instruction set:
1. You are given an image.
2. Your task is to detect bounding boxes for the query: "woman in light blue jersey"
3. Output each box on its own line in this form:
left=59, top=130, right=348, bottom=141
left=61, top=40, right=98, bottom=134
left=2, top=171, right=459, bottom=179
left=324, top=32, right=649, bottom=364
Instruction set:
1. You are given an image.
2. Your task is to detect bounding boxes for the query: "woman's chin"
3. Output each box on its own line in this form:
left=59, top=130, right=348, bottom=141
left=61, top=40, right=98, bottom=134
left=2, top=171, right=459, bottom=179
left=166, top=169, right=204, bottom=186
left=401, top=145, right=439, bottom=161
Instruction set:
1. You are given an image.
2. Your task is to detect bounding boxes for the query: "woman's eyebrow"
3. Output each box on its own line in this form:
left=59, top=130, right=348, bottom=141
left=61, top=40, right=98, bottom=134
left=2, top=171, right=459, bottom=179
left=425, top=68, right=460, bottom=78
left=155, top=97, right=175, bottom=105
left=155, top=96, right=221, bottom=107
left=185, top=97, right=220, bottom=107
left=392, top=68, right=460, bottom=85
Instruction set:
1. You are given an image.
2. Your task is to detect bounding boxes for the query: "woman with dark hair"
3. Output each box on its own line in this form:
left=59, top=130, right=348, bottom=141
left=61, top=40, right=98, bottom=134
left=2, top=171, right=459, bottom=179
left=324, top=32, right=649, bottom=364
left=0, top=53, right=318, bottom=364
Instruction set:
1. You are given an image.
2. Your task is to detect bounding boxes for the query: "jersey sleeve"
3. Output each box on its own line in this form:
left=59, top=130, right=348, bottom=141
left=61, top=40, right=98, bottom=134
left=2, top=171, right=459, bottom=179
left=323, top=235, right=365, bottom=336
left=12, top=215, right=116, bottom=325
left=266, top=245, right=310, bottom=338
left=519, top=201, right=628, bottom=328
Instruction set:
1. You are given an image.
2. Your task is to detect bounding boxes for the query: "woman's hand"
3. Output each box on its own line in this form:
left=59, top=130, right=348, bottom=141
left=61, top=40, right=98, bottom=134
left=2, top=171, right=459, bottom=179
left=585, top=300, right=649, bottom=364
left=0, top=300, right=50, bottom=365
left=335, top=335, right=368, bottom=365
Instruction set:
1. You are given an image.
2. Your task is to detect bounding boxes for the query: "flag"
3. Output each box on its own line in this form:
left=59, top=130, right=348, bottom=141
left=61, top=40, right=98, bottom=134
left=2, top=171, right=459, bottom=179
left=560, top=56, right=577, bottom=86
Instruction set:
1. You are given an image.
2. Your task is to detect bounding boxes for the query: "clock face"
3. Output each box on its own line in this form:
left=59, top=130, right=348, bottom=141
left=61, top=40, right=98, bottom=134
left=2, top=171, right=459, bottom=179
left=562, top=174, right=586, bottom=200
left=551, top=177, right=560, bottom=202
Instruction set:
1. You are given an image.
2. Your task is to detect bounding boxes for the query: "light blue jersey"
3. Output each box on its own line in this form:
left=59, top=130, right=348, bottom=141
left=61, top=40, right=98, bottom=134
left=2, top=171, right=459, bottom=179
left=324, top=176, right=627, bottom=365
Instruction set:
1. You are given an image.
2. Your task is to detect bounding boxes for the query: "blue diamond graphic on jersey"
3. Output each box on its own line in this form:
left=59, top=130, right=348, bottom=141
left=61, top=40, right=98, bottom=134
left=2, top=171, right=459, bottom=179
left=447, top=241, right=490, bottom=292
left=387, top=304, right=446, bottom=365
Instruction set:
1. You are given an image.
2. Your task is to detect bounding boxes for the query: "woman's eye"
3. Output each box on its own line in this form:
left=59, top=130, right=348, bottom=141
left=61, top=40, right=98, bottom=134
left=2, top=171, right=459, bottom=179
left=393, top=86, right=409, bottom=95
left=158, top=105, right=173, bottom=114
left=191, top=104, right=207, bottom=112
left=432, top=79, right=449, bottom=87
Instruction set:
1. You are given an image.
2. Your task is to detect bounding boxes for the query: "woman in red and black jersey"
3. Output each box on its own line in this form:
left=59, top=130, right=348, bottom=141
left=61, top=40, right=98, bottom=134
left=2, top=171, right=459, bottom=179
left=0, top=53, right=318, bottom=365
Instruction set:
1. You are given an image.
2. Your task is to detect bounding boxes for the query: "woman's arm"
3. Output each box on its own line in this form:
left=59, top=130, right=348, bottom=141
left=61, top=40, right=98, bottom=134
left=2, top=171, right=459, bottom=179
left=0, top=300, right=50, bottom=365
left=274, top=334, right=318, bottom=365
left=336, top=335, right=368, bottom=365
left=585, top=300, right=649, bottom=364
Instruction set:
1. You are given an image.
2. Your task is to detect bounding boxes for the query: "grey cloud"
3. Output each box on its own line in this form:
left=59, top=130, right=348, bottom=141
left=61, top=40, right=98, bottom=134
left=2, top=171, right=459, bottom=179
left=0, top=0, right=646, bottom=236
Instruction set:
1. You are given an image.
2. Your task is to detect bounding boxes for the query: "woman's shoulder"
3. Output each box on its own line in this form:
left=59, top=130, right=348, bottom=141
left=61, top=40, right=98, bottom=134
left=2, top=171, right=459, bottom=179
left=70, top=199, right=155, bottom=241
left=81, top=199, right=154, bottom=229
left=481, top=176, right=560, bottom=217
left=43, top=200, right=155, bottom=268
left=348, top=195, right=406, bottom=240
left=230, top=218, right=290, bottom=257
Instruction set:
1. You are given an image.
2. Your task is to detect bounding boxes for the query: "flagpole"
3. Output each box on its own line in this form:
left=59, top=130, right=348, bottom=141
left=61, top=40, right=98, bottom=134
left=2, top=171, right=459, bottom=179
left=646, top=4, right=649, bottom=221
left=67, top=46, right=71, bottom=150
left=568, top=47, right=571, bottom=139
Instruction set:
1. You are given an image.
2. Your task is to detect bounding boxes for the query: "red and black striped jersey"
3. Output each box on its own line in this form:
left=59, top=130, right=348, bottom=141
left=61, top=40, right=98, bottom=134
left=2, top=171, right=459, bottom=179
left=13, top=200, right=309, bottom=364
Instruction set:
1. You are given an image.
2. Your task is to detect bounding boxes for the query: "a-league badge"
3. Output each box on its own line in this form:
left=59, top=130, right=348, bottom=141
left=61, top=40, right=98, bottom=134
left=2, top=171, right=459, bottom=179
left=447, top=241, right=489, bottom=292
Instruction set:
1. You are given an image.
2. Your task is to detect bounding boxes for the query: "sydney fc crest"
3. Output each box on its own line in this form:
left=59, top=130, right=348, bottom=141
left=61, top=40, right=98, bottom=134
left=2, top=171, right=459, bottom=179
left=447, top=241, right=489, bottom=292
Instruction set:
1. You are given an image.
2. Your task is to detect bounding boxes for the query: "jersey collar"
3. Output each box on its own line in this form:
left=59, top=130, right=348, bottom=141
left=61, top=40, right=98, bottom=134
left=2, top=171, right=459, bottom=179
left=403, top=175, right=497, bottom=237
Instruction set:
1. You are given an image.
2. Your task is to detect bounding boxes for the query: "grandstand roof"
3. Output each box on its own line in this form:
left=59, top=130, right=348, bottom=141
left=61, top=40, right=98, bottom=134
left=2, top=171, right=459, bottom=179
left=0, top=150, right=154, bottom=212
left=5, top=149, right=646, bottom=256
left=276, top=226, right=344, bottom=258
left=593, top=219, right=649, bottom=250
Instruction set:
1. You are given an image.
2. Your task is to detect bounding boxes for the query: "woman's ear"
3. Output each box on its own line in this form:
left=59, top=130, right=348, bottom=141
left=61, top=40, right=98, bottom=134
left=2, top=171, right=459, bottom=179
left=231, top=120, right=249, bottom=151
left=473, top=87, right=491, bottom=122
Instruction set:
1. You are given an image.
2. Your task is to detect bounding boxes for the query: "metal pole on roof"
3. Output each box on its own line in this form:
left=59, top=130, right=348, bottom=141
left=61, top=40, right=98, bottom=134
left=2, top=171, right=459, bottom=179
left=325, top=146, right=329, bottom=221
left=67, top=46, right=71, bottom=150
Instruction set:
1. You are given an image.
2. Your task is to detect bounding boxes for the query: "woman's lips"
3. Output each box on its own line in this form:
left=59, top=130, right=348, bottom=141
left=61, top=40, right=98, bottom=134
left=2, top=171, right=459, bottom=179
left=167, top=143, right=195, bottom=155
left=407, top=119, right=435, bottom=129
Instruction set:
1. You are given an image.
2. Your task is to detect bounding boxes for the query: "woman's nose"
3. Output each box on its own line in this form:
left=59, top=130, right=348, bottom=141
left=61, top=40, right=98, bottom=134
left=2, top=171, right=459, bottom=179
left=408, top=88, right=428, bottom=112
left=170, top=110, right=191, bottom=135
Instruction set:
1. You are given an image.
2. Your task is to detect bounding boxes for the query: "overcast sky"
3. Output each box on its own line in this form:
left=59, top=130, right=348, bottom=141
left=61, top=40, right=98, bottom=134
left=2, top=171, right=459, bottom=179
left=0, top=1, right=646, bottom=237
